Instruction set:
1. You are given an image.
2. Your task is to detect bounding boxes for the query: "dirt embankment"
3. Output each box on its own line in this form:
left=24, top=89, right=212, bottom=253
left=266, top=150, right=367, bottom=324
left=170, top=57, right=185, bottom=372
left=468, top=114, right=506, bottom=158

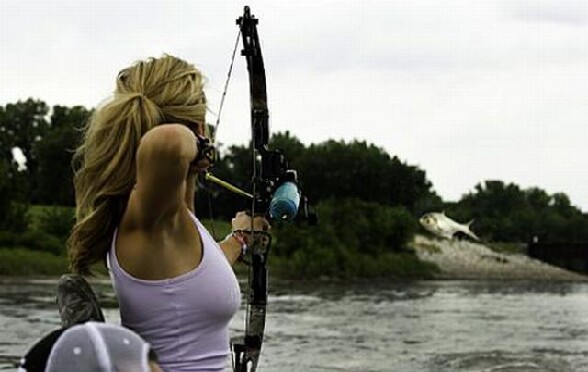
left=411, top=234, right=588, bottom=281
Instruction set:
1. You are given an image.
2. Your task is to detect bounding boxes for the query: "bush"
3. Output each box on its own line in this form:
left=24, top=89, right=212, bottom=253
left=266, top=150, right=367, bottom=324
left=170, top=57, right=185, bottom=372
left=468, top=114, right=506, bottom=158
left=36, top=206, right=75, bottom=241
left=270, top=198, right=428, bottom=279
left=275, top=198, right=416, bottom=256
left=0, top=229, right=63, bottom=255
left=271, top=249, right=439, bottom=280
left=0, top=248, right=68, bottom=276
left=0, top=202, right=29, bottom=233
left=16, top=230, right=64, bottom=255
left=0, top=230, right=18, bottom=246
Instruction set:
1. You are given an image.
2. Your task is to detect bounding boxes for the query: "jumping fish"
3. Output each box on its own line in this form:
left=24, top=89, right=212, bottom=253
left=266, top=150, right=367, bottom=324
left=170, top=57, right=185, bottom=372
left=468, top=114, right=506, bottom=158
left=419, top=211, right=480, bottom=241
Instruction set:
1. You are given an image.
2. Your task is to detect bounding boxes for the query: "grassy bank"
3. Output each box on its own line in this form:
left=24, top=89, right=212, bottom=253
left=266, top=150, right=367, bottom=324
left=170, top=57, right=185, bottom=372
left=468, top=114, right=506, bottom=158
left=0, top=215, right=237, bottom=277
left=0, top=248, right=69, bottom=276
left=0, top=247, right=438, bottom=280
left=1, top=205, right=440, bottom=280
left=269, top=252, right=439, bottom=280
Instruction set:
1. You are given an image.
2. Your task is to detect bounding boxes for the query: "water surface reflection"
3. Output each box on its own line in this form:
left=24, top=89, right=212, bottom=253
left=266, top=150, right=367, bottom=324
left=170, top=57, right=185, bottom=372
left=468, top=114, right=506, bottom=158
left=1, top=279, right=587, bottom=371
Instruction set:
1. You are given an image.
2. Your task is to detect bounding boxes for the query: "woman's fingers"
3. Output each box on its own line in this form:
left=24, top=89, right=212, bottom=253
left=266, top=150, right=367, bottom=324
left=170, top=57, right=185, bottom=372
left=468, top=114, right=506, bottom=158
left=253, top=216, right=270, bottom=231
left=232, top=211, right=270, bottom=232
left=233, top=230, right=271, bottom=247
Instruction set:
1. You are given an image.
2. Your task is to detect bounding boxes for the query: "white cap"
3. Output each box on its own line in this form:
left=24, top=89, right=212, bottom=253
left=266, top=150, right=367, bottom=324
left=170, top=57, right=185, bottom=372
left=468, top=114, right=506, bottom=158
left=46, top=322, right=151, bottom=372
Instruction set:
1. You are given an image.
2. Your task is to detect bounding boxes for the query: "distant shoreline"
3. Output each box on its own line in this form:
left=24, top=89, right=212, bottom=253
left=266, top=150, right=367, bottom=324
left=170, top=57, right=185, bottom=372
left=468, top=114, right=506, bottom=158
left=412, top=235, right=588, bottom=281
left=2, top=235, right=587, bottom=281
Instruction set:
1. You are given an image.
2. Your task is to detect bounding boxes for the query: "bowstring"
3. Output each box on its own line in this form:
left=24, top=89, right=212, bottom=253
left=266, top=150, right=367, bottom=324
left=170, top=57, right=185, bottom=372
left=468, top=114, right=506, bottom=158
left=210, top=28, right=246, bottom=372
left=212, top=29, right=242, bottom=144
left=209, top=24, right=265, bottom=371
left=206, top=29, right=242, bottom=241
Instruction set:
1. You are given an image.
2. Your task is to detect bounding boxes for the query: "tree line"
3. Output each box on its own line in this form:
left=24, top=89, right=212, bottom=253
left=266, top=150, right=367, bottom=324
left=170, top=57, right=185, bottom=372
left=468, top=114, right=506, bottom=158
left=1, top=99, right=587, bottom=277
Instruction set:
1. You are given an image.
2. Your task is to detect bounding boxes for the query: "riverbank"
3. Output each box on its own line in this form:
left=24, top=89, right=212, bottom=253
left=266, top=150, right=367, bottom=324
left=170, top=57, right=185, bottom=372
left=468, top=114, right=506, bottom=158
left=2, top=234, right=587, bottom=281
left=411, top=234, right=588, bottom=281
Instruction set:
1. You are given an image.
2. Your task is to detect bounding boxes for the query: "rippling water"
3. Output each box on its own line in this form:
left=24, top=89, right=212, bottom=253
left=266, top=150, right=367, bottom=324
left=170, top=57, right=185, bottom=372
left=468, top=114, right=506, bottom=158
left=1, top=278, right=587, bottom=371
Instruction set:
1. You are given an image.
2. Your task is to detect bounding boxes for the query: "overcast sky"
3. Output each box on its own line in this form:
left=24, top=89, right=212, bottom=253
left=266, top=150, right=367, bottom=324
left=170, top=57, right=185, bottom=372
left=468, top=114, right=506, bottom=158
left=2, top=0, right=587, bottom=211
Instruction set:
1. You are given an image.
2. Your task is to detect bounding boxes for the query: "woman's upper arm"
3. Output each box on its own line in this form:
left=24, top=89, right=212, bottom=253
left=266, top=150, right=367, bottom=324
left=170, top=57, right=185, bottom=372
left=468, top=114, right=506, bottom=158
left=130, top=124, right=197, bottom=226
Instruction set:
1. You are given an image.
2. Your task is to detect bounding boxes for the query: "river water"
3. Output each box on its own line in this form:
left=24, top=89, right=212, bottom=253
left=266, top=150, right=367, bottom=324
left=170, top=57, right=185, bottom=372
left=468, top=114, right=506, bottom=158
left=0, top=278, right=587, bottom=371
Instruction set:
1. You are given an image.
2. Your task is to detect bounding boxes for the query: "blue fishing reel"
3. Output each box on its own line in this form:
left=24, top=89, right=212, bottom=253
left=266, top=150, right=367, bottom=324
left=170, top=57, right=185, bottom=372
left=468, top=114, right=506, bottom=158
left=269, top=176, right=300, bottom=221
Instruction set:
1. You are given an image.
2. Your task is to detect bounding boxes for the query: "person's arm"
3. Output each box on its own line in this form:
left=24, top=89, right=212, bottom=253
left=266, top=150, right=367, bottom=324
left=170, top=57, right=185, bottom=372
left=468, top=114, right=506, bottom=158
left=126, top=124, right=197, bottom=227
left=218, top=234, right=244, bottom=266
left=185, top=173, right=197, bottom=213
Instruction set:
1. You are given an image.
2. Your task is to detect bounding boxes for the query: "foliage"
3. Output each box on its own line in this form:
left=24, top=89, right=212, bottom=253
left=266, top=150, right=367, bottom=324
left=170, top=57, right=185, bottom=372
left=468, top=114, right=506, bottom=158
left=446, top=180, right=588, bottom=243
left=0, top=229, right=64, bottom=255
left=0, top=198, right=28, bottom=233
left=33, top=106, right=89, bottom=205
left=199, top=133, right=440, bottom=219
left=0, top=157, right=29, bottom=232
left=0, top=230, right=18, bottom=247
left=293, top=139, right=438, bottom=213
left=270, top=198, right=428, bottom=279
left=199, top=218, right=232, bottom=241
left=0, top=248, right=68, bottom=276
left=0, top=99, right=50, bottom=168
left=35, top=206, right=75, bottom=242
left=3, top=97, right=588, bottom=278
left=0, top=99, right=50, bottom=204
left=0, top=204, right=72, bottom=257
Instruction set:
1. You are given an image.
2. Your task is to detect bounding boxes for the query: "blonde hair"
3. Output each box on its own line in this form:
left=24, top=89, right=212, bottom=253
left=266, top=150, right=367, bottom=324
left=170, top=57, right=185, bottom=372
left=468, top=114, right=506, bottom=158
left=68, top=55, right=207, bottom=275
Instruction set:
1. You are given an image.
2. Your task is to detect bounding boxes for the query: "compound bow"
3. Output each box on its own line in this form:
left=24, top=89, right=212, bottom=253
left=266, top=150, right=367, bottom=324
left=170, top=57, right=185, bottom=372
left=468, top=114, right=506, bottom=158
left=204, top=6, right=313, bottom=372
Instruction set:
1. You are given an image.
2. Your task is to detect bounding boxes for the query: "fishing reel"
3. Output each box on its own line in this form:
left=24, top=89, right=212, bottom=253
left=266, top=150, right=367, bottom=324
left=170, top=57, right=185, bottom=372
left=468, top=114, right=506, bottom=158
left=255, top=147, right=316, bottom=225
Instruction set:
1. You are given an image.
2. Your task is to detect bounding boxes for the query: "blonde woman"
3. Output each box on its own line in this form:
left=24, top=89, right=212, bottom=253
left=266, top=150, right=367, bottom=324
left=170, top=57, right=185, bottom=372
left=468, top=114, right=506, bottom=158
left=67, top=55, right=267, bottom=372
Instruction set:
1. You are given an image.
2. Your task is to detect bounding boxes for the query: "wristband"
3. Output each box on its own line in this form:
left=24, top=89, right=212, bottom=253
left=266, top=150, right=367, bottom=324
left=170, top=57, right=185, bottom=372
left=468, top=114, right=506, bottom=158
left=226, top=231, right=247, bottom=257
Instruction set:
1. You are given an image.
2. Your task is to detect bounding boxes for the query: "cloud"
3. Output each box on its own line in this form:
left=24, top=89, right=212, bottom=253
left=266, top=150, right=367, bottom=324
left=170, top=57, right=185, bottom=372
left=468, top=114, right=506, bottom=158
left=508, top=0, right=588, bottom=25
left=1, top=0, right=587, bottom=210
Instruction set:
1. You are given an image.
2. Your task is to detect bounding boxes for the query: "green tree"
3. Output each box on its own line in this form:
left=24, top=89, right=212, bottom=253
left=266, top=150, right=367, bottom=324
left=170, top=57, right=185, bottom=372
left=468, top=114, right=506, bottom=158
left=268, top=131, right=306, bottom=165
left=0, top=99, right=50, bottom=200
left=198, top=134, right=439, bottom=219
left=272, top=198, right=421, bottom=278
left=452, top=180, right=588, bottom=242
left=0, top=158, right=28, bottom=231
left=294, top=140, right=435, bottom=212
left=0, top=99, right=49, bottom=231
left=33, top=105, right=90, bottom=205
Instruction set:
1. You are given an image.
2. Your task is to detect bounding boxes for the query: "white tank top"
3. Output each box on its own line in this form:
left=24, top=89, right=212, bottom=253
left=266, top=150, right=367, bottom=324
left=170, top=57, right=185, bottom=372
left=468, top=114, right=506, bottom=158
left=107, top=212, right=241, bottom=372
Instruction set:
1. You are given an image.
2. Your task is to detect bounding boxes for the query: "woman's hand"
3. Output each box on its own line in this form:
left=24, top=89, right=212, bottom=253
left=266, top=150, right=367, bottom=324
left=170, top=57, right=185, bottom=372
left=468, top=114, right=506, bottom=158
left=187, top=158, right=210, bottom=175
left=232, top=211, right=270, bottom=232
left=188, top=135, right=213, bottom=174
left=231, top=211, right=271, bottom=246
left=219, top=211, right=271, bottom=265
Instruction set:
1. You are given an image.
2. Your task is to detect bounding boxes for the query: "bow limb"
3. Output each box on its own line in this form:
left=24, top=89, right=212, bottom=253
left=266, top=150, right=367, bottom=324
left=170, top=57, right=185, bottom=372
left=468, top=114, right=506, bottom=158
left=239, top=7, right=269, bottom=155
left=231, top=7, right=307, bottom=371
left=232, top=6, right=271, bottom=372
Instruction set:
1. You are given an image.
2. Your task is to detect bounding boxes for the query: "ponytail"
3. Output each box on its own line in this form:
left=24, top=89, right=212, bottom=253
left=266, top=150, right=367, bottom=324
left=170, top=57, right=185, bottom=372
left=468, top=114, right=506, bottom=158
left=67, top=55, right=207, bottom=275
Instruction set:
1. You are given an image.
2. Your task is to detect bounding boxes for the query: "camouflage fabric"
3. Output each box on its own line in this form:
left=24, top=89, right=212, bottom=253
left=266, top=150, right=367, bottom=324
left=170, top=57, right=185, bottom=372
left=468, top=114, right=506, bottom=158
left=56, top=274, right=105, bottom=329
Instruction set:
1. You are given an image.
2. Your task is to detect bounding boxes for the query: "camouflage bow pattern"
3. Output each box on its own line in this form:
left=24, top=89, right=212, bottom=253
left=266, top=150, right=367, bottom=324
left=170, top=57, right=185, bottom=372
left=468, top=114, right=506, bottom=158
left=205, top=7, right=312, bottom=371
left=231, top=7, right=280, bottom=372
